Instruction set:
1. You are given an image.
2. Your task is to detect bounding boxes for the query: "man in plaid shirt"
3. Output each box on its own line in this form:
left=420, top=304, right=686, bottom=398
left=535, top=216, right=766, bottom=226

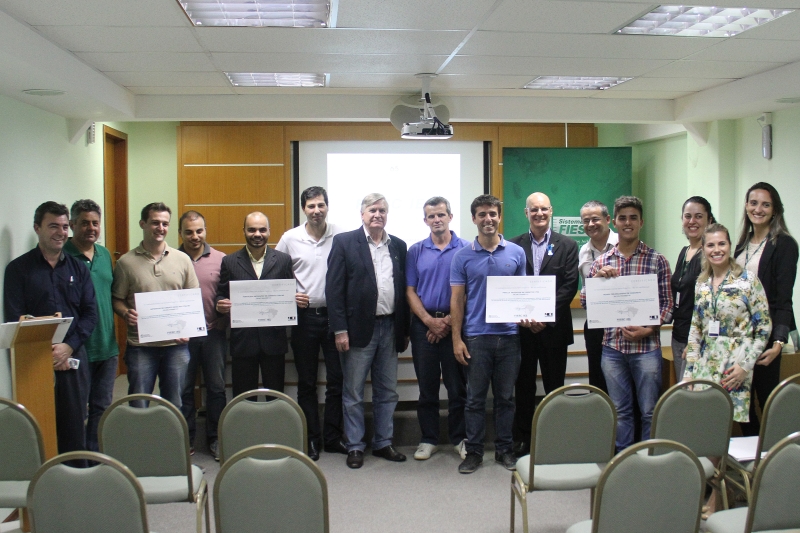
left=580, top=196, right=673, bottom=451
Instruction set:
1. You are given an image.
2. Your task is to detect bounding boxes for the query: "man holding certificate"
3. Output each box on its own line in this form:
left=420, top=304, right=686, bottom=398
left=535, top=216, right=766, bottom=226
left=215, top=212, right=294, bottom=397
left=580, top=196, right=673, bottom=451
left=509, top=192, right=578, bottom=456
left=112, top=202, right=199, bottom=409
left=450, top=194, right=526, bottom=474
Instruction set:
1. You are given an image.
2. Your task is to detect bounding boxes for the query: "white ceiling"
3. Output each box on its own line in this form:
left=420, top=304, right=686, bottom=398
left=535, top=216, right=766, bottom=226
left=2, top=0, right=800, bottom=124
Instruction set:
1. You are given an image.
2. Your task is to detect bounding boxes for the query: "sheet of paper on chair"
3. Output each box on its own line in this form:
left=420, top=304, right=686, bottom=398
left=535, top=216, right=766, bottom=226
left=728, top=436, right=766, bottom=462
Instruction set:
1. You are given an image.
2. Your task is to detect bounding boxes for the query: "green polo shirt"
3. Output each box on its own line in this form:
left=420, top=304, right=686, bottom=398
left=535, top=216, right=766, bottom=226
left=64, top=239, right=119, bottom=362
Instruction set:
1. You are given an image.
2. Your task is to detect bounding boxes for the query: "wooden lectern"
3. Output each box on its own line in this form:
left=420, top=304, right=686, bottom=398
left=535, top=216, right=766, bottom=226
left=10, top=315, right=62, bottom=460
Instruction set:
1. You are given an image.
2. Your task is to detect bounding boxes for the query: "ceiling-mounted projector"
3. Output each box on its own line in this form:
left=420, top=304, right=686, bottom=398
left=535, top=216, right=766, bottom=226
left=390, top=74, right=453, bottom=140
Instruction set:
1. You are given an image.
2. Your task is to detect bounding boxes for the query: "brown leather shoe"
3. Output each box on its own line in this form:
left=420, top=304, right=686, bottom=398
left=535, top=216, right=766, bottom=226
left=346, top=450, right=364, bottom=469
left=371, top=445, right=406, bottom=462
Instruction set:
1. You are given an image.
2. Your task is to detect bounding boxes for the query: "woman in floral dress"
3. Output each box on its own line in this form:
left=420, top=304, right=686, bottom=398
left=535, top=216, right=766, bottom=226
left=684, top=223, right=772, bottom=517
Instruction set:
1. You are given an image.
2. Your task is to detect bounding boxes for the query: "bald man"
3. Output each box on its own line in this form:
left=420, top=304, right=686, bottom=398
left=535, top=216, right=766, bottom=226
left=216, top=212, right=294, bottom=397
left=509, top=193, right=579, bottom=455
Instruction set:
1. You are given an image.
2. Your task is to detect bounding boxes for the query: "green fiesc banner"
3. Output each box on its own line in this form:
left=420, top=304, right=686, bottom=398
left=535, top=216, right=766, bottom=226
left=501, top=147, right=632, bottom=250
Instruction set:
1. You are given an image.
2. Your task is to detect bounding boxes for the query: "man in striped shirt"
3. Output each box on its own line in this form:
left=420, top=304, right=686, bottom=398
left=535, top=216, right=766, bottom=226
left=580, top=196, right=673, bottom=451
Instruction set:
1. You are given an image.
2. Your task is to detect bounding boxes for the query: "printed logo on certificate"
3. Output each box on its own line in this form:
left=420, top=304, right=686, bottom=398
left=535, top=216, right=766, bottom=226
left=585, top=274, right=661, bottom=328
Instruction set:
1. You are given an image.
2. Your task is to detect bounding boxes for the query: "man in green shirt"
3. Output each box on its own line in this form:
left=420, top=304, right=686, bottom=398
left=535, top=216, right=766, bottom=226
left=65, top=199, right=119, bottom=452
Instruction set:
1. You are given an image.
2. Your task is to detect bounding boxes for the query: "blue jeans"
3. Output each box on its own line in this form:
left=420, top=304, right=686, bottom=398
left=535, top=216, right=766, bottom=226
left=464, top=334, right=521, bottom=455
left=181, top=328, right=227, bottom=444
left=410, top=316, right=466, bottom=446
left=125, top=343, right=190, bottom=409
left=601, top=346, right=662, bottom=451
left=85, top=355, right=118, bottom=452
left=340, top=316, right=398, bottom=452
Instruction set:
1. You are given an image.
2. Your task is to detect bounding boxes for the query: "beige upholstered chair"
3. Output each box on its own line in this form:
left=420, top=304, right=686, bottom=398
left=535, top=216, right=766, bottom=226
left=218, top=388, right=307, bottom=464
left=27, top=451, right=149, bottom=533
left=707, top=431, right=800, bottom=533
left=566, top=440, right=706, bottom=533
left=511, top=384, right=617, bottom=533
left=214, top=444, right=328, bottom=533
left=99, top=393, right=209, bottom=533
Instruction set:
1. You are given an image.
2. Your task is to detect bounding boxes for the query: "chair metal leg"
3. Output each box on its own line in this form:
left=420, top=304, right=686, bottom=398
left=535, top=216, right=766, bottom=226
left=590, top=487, right=595, bottom=516
left=510, top=474, right=529, bottom=533
left=510, top=482, right=516, bottom=533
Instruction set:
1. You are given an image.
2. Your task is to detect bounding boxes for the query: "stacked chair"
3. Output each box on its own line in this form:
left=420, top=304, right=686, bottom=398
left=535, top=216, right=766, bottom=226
left=0, top=398, right=45, bottom=518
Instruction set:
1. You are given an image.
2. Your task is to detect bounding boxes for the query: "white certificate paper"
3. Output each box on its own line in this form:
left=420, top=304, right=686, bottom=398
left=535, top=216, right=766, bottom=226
left=585, top=274, right=661, bottom=328
left=486, top=276, right=556, bottom=323
left=135, top=288, right=207, bottom=343
left=230, top=279, right=298, bottom=328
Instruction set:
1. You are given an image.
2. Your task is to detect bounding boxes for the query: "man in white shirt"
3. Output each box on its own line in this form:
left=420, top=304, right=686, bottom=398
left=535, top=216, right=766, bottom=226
left=276, top=186, right=346, bottom=461
left=578, top=200, right=618, bottom=393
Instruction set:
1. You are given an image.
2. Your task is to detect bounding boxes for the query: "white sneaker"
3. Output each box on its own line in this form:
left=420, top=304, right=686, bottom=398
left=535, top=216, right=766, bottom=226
left=454, top=438, right=467, bottom=460
left=414, top=443, right=439, bottom=460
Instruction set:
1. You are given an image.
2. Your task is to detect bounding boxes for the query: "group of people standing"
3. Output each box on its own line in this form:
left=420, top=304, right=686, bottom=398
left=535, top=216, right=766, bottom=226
left=3, top=181, right=795, bottom=481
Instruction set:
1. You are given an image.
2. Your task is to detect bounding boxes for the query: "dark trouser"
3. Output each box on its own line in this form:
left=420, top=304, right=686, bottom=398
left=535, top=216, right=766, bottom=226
left=584, top=321, right=608, bottom=394
left=181, top=328, right=228, bottom=444
left=291, top=307, right=344, bottom=446
left=85, top=355, right=118, bottom=452
left=464, top=334, right=521, bottom=456
left=513, top=326, right=568, bottom=443
left=410, top=316, right=466, bottom=446
left=740, top=354, right=782, bottom=436
left=231, top=350, right=286, bottom=398
left=56, top=346, right=88, bottom=465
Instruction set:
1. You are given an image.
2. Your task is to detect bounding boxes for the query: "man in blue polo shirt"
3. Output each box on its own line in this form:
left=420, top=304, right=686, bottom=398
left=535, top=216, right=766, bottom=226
left=406, top=196, right=470, bottom=461
left=450, top=194, right=526, bottom=474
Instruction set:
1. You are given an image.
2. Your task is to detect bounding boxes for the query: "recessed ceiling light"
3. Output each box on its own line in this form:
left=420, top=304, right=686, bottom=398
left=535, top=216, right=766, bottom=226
left=22, top=89, right=65, bottom=96
left=178, top=0, right=330, bottom=27
left=225, top=72, right=327, bottom=87
left=617, top=6, right=794, bottom=37
left=524, top=76, right=632, bottom=90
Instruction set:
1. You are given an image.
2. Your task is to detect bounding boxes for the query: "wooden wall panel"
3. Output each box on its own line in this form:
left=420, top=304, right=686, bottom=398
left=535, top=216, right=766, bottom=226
left=181, top=124, right=284, bottom=164
left=567, top=124, right=598, bottom=147
left=196, top=205, right=288, bottom=246
left=182, top=166, right=285, bottom=205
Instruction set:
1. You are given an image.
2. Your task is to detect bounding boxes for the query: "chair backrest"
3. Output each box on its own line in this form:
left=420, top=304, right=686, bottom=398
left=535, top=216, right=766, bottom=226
left=214, top=444, right=328, bottom=533
left=27, top=451, right=149, bottom=533
left=756, top=373, right=800, bottom=465
left=0, top=398, right=45, bottom=481
left=650, top=380, right=733, bottom=459
left=747, top=431, right=800, bottom=533
left=99, top=394, right=193, bottom=495
left=528, top=384, right=616, bottom=483
left=218, top=389, right=307, bottom=464
left=591, top=440, right=705, bottom=533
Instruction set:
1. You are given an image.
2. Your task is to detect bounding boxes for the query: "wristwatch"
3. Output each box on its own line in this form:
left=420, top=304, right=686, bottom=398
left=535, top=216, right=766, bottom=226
left=774, top=340, right=785, bottom=351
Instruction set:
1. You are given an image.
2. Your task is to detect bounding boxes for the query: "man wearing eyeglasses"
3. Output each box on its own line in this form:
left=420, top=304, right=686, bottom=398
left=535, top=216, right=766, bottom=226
left=578, top=200, right=618, bottom=393
left=509, top=192, right=579, bottom=457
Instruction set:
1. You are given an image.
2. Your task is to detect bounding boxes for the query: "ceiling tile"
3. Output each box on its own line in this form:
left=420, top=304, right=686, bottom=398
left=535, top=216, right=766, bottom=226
left=461, top=31, right=719, bottom=59
left=211, top=52, right=447, bottom=74
left=0, top=0, right=188, bottom=26
left=644, top=59, right=786, bottom=79
left=686, top=38, right=800, bottom=63
left=127, top=86, right=236, bottom=95
left=104, top=71, right=230, bottom=87
left=613, top=77, right=735, bottom=91
left=445, top=55, right=671, bottom=77
left=33, top=26, right=203, bottom=53
left=336, top=0, right=498, bottom=30
left=436, top=74, right=538, bottom=89
left=481, top=0, right=651, bottom=33
left=76, top=52, right=217, bottom=72
left=328, top=73, right=424, bottom=89
left=591, top=89, right=693, bottom=99
left=193, top=27, right=467, bottom=55
left=736, top=10, right=800, bottom=40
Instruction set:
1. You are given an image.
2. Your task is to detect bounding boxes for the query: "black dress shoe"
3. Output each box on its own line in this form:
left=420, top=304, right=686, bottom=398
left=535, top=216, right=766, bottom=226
left=346, top=450, right=364, bottom=469
left=308, top=440, right=321, bottom=461
left=324, top=438, right=348, bottom=455
left=372, top=445, right=406, bottom=462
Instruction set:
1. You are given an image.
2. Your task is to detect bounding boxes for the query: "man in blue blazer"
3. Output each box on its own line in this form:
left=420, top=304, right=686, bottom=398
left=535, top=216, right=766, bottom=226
left=216, top=212, right=294, bottom=397
left=509, top=192, right=579, bottom=455
left=326, top=193, right=410, bottom=469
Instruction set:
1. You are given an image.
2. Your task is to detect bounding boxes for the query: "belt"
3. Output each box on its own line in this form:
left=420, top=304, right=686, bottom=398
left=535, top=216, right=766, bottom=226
left=376, top=313, right=395, bottom=319
left=303, top=306, right=327, bottom=315
left=426, top=310, right=448, bottom=318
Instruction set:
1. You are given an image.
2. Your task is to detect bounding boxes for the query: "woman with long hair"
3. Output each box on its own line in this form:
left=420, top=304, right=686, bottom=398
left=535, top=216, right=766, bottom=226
left=734, top=182, right=798, bottom=435
left=672, top=196, right=715, bottom=381
left=685, top=223, right=771, bottom=517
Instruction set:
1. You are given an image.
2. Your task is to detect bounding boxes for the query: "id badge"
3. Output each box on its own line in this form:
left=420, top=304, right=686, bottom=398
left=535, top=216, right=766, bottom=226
left=708, top=320, right=720, bottom=337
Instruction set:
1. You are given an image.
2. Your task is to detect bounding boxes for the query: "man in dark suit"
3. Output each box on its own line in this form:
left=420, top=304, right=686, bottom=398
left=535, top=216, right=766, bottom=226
left=326, top=193, right=410, bottom=469
left=510, top=192, right=579, bottom=454
left=216, top=211, right=294, bottom=397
